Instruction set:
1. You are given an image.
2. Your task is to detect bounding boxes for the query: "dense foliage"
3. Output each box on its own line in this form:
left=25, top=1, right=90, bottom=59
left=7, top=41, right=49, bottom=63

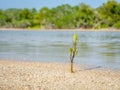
left=0, top=0, right=120, bottom=29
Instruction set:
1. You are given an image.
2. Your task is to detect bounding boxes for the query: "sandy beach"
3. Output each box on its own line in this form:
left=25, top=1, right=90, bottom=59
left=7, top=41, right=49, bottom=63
left=0, top=60, right=120, bottom=90
left=0, top=28, right=120, bottom=32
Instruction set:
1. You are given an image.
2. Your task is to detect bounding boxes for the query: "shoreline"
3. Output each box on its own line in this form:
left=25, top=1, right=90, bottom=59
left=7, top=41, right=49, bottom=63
left=0, top=60, right=120, bottom=90
left=0, top=28, right=120, bottom=32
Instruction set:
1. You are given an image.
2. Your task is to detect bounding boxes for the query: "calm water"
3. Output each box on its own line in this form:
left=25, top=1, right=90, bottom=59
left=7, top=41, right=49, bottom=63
left=0, top=30, right=120, bottom=69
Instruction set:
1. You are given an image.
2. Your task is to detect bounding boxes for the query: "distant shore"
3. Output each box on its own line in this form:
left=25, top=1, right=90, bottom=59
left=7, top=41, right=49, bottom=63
left=0, top=28, right=120, bottom=31
left=0, top=60, right=120, bottom=90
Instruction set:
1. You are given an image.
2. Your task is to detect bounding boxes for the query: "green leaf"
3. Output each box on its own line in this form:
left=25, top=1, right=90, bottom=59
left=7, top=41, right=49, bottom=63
left=69, top=48, right=73, bottom=54
left=73, top=47, right=76, bottom=52
left=73, top=33, right=78, bottom=43
left=74, top=50, right=78, bottom=56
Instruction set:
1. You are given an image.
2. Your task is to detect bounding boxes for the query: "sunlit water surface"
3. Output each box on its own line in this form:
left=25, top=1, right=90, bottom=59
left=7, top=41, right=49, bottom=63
left=0, top=30, right=120, bottom=69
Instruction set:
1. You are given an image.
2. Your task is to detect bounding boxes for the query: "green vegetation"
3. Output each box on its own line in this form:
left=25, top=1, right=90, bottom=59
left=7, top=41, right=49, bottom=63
left=0, top=0, right=120, bottom=29
left=69, top=34, right=78, bottom=73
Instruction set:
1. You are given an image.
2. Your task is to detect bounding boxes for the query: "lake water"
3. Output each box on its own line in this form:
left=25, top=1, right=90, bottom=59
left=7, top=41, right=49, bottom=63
left=0, top=30, right=120, bottom=69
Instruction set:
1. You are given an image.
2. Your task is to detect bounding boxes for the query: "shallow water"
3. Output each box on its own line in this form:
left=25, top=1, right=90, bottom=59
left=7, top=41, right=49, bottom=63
left=0, top=30, right=120, bottom=69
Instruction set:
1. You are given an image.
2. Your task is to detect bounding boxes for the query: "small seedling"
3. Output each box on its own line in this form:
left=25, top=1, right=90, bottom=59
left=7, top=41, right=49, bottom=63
left=69, top=33, right=78, bottom=73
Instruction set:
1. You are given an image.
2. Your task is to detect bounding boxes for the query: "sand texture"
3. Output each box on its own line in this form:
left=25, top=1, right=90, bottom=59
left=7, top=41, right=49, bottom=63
left=0, top=60, right=120, bottom=90
left=0, top=28, right=120, bottom=31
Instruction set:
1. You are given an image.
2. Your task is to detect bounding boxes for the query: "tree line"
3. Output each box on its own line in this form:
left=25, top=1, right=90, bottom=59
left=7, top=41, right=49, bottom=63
left=0, top=0, right=120, bottom=29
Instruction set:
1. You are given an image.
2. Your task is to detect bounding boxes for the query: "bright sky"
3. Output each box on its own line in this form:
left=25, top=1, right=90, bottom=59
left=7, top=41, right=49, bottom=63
left=0, top=0, right=120, bottom=10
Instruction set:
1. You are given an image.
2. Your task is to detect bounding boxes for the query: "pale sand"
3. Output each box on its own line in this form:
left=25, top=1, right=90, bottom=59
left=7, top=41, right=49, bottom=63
left=0, top=60, right=120, bottom=90
left=0, top=28, right=120, bottom=32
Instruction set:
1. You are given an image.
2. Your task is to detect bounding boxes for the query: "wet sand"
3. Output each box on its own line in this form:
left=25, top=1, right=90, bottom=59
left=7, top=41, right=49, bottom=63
left=0, top=60, right=120, bottom=90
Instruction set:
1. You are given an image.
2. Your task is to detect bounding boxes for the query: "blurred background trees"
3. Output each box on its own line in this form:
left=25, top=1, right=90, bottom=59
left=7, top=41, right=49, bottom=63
left=0, top=0, right=120, bottom=29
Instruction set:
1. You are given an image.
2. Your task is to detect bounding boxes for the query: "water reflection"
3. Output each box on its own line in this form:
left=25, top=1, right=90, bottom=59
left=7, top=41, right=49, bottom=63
left=100, top=42, right=120, bottom=63
left=0, top=30, right=120, bottom=69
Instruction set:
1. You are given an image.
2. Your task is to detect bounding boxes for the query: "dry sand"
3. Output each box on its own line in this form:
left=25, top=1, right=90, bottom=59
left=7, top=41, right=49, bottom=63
left=0, top=60, right=120, bottom=90
left=0, top=28, right=120, bottom=32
